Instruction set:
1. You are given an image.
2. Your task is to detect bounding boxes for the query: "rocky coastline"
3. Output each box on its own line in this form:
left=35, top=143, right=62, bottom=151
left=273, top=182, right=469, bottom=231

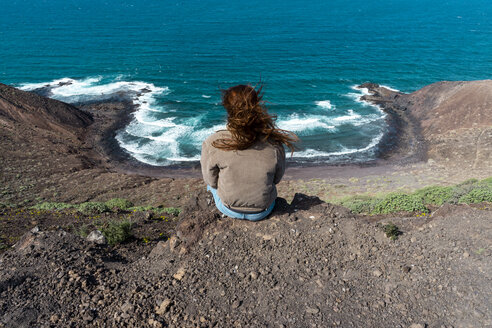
left=0, top=80, right=491, bottom=327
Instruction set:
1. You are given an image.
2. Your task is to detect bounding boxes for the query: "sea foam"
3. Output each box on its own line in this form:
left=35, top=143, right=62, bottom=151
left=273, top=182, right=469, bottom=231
left=315, top=100, right=333, bottom=110
left=17, top=77, right=388, bottom=165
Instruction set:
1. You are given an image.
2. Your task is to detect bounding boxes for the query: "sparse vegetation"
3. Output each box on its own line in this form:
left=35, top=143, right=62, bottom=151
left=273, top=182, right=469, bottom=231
left=76, top=224, right=90, bottom=238
left=372, top=193, right=429, bottom=214
left=32, top=202, right=74, bottom=211
left=99, top=220, right=133, bottom=245
left=338, top=177, right=492, bottom=215
left=339, top=195, right=378, bottom=214
left=30, top=199, right=181, bottom=216
left=161, top=207, right=181, bottom=216
left=129, top=206, right=181, bottom=215
left=414, top=186, right=454, bottom=206
left=105, top=198, right=134, bottom=211
left=458, top=188, right=492, bottom=204
left=77, top=202, right=110, bottom=214
left=382, top=222, right=401, bottom=240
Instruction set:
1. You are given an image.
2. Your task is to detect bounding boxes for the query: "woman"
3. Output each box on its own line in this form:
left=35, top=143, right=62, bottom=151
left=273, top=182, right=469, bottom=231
left=201, top=84, right=298, bottom=221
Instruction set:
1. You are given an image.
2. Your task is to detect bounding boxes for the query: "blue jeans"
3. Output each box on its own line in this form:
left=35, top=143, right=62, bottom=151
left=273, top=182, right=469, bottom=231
left=207, top=185, right=275, bottom=221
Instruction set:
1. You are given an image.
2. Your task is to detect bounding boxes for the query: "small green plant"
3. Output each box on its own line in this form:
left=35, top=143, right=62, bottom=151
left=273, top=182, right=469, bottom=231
left=76, top=224, right=90, bottom=238
left=414, top=186, right=454, bottom=205
left=105, top=198, right=134, bottom=211
left=382, top=222, right=401, bottom=240
left=480, top=177, right=492, bottom=185
left=76, top=202, right=110, bottom=214
left=340, top=195, right=379, bottom=214
left=458, top=188, right=492, bottom=204
left=100, top=220, right=133, bottom=245
left=372, top=193, right=428, bottom=214
left=162, top=207, right=181, bottom=216
left=32, top=202, right=74, bottom=211
left=128, top=206, right=181, bottom=215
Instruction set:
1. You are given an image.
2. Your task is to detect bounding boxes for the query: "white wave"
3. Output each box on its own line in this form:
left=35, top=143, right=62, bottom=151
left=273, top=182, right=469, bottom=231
left=293, top=131, right=384, bottom=158
left=166, top=155, right=201, bottom=162
left=277, top=114, right=336, bottom=132
left=315, top=100, right=333, bottom=110
left=351, top=84, right=370, bottom=95
left=292, top=149, right=334, bottom=158
left=190, top=124, right=226, bottom=145
left=346, top=85, right=387, bottom=118
left=380, top=84, right=400, bottom=92
left=19, top=77, right=81, bottom=91
left=332, top=109, right=361, bottom=122
left=134, top=112, right=177, bottom=127
left=19, top=77, right=170, bottom=109
left=277, top=109, right=383, bottom=133
left=201, top=95, right=211, bottom=98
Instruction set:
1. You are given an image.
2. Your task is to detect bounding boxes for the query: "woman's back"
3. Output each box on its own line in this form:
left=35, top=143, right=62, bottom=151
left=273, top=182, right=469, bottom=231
left=200, top=84, right=296, bottom=220
left=201, top=129, right=285, bottom=213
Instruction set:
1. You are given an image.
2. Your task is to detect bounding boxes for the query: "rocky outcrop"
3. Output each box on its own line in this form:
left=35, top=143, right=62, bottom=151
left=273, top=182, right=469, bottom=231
left=360, top=80, right=492, bottom=169
left=0, top=83, right=93, bottom=138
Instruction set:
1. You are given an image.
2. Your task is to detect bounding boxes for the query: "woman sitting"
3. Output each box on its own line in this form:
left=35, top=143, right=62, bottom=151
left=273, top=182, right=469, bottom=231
left=201, top=84, right=298, bottom=221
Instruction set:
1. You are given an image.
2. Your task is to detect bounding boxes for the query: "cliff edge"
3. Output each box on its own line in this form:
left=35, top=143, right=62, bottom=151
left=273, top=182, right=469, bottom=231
left=361, top=80, right=492, bottom=169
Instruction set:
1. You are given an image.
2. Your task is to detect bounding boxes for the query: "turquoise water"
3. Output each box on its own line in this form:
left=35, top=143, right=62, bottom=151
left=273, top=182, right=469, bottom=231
left=1, top=0, right=491, bottom=165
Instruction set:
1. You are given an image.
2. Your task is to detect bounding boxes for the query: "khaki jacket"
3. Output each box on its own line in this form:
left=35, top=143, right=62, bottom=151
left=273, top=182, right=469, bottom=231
left=201, top=130, right=286, bottom=213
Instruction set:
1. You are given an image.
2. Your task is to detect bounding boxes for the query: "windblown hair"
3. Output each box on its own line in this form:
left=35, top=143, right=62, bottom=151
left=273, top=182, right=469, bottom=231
left=212, top=84, right=298, bottom=153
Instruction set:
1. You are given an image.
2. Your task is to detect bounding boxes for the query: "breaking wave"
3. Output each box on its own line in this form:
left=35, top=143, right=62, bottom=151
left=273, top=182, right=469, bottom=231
left=18, top=77, right=388, bottom=165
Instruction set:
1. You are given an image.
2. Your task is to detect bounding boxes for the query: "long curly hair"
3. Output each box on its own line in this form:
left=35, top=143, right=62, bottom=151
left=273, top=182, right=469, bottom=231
left=212, top=84, right=298, bottom=153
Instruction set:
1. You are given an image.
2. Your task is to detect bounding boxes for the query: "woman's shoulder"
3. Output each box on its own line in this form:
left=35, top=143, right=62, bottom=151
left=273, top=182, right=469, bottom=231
left=203, top=129, right=230, bottom=145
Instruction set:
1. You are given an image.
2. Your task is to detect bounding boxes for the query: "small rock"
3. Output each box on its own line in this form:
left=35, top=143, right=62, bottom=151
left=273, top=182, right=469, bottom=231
left=231, top=300, right=241, bottom=309
left=168, top=236, right=180, bottom=251
left=372, top=269, right=383, bottom=277
left=148, top=318, right=163, bottom=328
left=83, top=313, right=94, bottom=322
left=86, top=230, right=106, bottom=245
left=306, top=306, right=320, bottom=314
left=409, top=324, right=425, bottom=328
left=121, top=302, right=134, bottom=313
left=249, top=271, right=258, bottom=280
left=156, top=299, right=172, bottom=315
left=173, top=267, right=186, bottom=281
left=463, top=252, right=470, bottom=258
left=30, top=226, right=40, bottom=234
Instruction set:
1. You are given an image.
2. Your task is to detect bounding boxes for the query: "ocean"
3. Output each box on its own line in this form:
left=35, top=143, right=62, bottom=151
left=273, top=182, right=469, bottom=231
left=1, top=0, right=491, bottom=166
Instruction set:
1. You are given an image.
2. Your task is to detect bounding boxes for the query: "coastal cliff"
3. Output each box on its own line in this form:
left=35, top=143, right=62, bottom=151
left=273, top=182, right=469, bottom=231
left=360, top=80, right=492, bottom=169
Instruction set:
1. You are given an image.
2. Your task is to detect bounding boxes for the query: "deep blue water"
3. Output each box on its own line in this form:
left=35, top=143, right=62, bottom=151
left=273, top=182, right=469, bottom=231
left=1, top=0, right=491, bottom=165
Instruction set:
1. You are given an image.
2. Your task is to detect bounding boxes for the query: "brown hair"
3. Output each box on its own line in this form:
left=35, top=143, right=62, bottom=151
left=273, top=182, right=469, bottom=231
left=212, top=84, right=298, bottom=153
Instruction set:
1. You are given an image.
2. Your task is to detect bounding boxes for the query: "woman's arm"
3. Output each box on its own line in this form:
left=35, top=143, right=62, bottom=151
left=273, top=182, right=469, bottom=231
left=200, top=139, right=219, bottom=188
left=273, top=144, right=286, bottom=185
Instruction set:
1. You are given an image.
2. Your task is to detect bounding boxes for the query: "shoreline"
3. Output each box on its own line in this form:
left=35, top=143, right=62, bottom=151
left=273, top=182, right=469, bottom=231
left=82, top=83, right=425, bottom=179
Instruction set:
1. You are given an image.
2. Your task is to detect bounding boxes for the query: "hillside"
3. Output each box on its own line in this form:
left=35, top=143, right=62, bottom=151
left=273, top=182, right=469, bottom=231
left=0, top=81, right=491, bottom=327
